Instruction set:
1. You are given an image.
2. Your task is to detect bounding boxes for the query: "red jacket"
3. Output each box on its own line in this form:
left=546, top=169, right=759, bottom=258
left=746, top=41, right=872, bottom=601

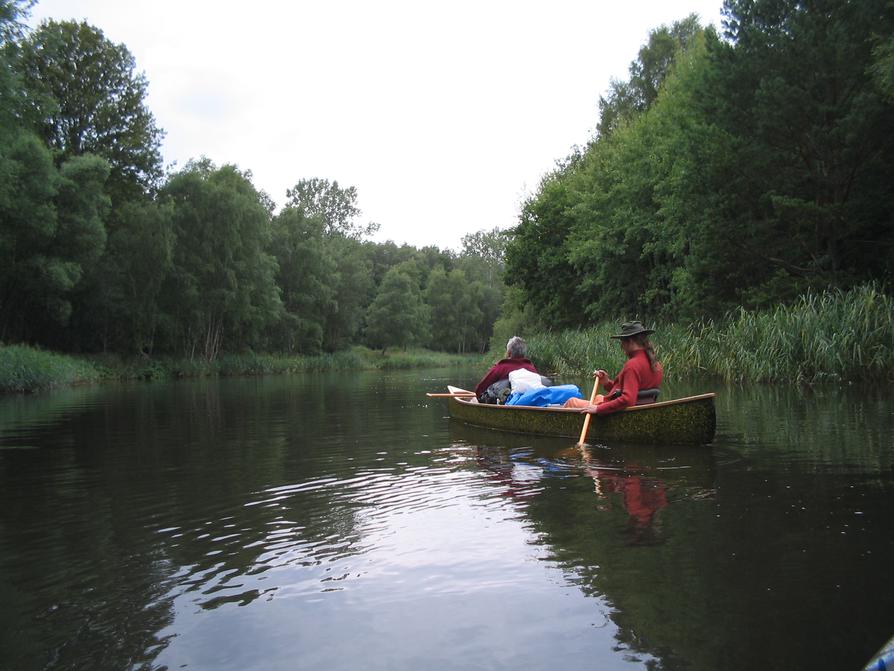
left=475, top=358, right=538, bottom=397
left=596, top=349, right=662, bottom=415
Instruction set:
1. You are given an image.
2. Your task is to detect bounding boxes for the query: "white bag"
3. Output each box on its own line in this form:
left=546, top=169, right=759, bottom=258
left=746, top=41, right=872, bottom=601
left=508, top=368, right=545, bottom=394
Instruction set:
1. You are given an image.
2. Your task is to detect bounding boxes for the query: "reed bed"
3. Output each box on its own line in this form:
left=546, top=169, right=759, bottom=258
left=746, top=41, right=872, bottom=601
left=0, top=345, right=101, bottom=393
left=525, top=285, right=893, bottom=383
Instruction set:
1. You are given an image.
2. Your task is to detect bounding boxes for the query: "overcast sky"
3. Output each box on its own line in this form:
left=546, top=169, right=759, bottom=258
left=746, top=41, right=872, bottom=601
left=28, top=0, right=724, bottom=250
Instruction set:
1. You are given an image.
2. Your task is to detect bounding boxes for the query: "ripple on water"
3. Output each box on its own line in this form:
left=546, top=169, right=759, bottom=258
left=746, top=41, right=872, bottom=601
left=148, top=451, right=556, bottom=614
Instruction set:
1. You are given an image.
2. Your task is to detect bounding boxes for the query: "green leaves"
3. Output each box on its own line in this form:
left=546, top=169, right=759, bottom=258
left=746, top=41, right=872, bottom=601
left=285, top=178, right=378, bottom=239
left=160, top=162, right=281, bottom=360
left=364, top=265, right=429, bottom=353
left=269, top=206, right=336, bottom=354
left=506, top=2, right=894, bottom=325
left=16, top=19, right=163, bottom=200
left=0, top=129, right=111, bottom=339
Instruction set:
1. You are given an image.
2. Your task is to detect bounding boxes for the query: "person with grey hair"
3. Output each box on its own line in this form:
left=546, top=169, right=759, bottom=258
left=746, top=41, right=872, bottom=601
left=505, top=336, right=527, bottom=359
left=474, top=336, right=538, bottom=401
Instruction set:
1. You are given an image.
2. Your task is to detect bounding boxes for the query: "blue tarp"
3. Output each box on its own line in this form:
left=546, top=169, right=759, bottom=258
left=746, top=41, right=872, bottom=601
left=864, top=633, right=894, bottom=670
left=505, top=384, right=583, bottom=407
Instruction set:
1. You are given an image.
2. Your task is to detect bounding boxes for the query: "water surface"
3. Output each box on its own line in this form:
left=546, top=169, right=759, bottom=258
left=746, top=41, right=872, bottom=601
left=0, top=370, right=891, bottom=670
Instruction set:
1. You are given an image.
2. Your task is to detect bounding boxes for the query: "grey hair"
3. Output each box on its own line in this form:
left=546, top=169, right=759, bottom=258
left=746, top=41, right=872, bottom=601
left=506, top=336, right=527, bottom=359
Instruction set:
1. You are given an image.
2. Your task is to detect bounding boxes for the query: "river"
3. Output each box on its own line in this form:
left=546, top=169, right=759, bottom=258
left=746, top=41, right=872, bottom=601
left=0, top=369, right=891, bottom=670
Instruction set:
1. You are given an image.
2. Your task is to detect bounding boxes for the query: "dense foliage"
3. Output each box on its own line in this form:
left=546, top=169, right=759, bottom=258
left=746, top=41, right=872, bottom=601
left=0, top=3, right=507, bottom=358
left=0, top=343, right=100, bottom=392
left=2, top=0, right=892, bottom=376
left=506, top=1, right=894, bottom=327
left=526, top=284, right=893, bottom=384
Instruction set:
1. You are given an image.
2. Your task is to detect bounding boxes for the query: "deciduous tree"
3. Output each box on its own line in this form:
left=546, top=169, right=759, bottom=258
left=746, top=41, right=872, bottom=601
left=160, top=160, right=281, bottom=360
left=364, top=264, right=429, bottom=353
left=16, top=19, right=164, bottom=200
left=285, top=178, right=378, bottom=239
left=269, top=206, right=336, bottom=353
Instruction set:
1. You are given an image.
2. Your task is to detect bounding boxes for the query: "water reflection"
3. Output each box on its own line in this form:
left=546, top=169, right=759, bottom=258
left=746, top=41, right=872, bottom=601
left=585, top=460, right=668, bottom=545
left=446, top=420, right=726, bottom=664
left=1, top=374, right=892, bottom=670
left=448, top=413, right=894, bottom=670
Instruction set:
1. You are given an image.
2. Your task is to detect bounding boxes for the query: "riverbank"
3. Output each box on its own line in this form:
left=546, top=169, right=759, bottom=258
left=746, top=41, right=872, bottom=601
left=0, top=346, right=485, bottom=394
left=524, top=285, right=893, bottom=383
left=5, top=285, right=891, bottom=393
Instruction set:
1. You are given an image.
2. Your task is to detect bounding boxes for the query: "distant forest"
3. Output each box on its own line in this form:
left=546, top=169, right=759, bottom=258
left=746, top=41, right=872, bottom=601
left=1, top=0, right=892, bottom=362
left=0, top=1, right=506, bottom=359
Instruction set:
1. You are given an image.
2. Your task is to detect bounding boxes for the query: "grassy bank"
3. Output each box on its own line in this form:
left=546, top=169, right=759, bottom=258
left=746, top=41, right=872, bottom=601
left=6, top=285, right=889, bottom=393
left=0, top=345, right=102, bottom=393
left=526, top=285, right=893, bottom=383
left=0, top=346, right=484, bottom=394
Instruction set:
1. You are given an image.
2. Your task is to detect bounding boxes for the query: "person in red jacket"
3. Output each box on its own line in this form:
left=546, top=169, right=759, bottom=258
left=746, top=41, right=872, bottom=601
left=564, top=321, right=663, bottom=415
left=474, top=336, right=538, bottom=399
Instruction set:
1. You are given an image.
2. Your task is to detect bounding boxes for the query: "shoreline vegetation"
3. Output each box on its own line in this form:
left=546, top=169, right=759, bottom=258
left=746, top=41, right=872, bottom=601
left=4, top=6, right=892, bottom=397
left=526, top=285, right=893, bottom=384
left=3, top=285, right=890, bottom=395
left=0, top=346, right=486, bottom=394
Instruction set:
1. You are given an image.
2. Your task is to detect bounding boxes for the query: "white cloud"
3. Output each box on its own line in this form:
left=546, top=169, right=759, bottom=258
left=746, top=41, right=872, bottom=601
left=29, top=0, right=723, bottom=250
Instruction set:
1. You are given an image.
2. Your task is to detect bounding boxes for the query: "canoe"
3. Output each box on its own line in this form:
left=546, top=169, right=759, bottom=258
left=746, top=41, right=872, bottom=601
left=443, top=386, right=716, bottom=445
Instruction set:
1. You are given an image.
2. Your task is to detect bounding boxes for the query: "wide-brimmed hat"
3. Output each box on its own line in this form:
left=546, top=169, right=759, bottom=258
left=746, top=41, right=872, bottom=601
left=610, top=320, right=655, bottom=339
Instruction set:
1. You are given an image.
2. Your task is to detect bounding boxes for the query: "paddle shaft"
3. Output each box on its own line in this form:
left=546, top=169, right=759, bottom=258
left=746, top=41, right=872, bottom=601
left=426, top=392, right=476, bottom=397
left=576, top=379, right=600, bottom=446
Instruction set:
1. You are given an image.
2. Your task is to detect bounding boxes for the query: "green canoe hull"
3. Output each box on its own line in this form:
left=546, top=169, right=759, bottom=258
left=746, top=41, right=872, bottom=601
left=447, top=389, right=716, bottom=445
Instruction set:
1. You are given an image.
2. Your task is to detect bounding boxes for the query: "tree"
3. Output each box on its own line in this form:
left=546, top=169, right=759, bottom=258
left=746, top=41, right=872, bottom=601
left=284, top=178, right=378, bottom=239
left=456, top=228, right=508, bottom=350
left=99, top=198, right=174, bottom=355
left=268, top=206, right=336, bottom=353
left=15, top=19, right=164, bottom=200
left=507, top=18, right=713, bottom=323
left=504, top=163, right=585, bottom=329
left=0, top=145, right=110, bottom=341
left=364, top=264, right=429, bottom=353
left=459, top=228, right=508, bottom=281
left=0, top=1, right=35, bottom=137
left=160, top=160, right=281, bottom=360
left=425, top=267, right=494, bottom=354
left=0, top=4, right=115, bottom=345
left=874, top=33, right=894, bottom=100
left=506, top=3, right=894, bottom=322
left=320, top=235, right=374, bottom=351
left=0, top=133, right=57, bottom=339
left=0, top=0, right=32, bottom=46
left=709, top=0, right=894, bottom=296
left=0, top=1, right=32, bottom=126
left=598, top=15, right=703, bottom=137
left=364, top=240, right=424, bottom=287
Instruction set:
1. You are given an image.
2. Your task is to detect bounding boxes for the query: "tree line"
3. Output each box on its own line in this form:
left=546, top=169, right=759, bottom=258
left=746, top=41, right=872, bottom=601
left=504, top=0, right=894, bottom=330
left=0, top=2, right=506, bottom=359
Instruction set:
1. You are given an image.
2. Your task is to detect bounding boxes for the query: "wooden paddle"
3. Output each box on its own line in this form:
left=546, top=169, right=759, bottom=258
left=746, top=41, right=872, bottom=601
left=426, top=392, right=476, bottom=398
left=576, top=379, right=600, bottom=446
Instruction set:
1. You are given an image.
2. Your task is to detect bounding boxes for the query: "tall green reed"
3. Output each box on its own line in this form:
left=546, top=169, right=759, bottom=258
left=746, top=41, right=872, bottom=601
left=524, top=284, right=893, bottom=383
left=1, top=345, right=485, bottom=393
left=0, top=345, right=101, bottom=393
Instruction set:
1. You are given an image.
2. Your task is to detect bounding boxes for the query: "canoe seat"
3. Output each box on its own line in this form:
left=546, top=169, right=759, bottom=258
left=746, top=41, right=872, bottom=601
left=636, top=388, right=660, bottom=405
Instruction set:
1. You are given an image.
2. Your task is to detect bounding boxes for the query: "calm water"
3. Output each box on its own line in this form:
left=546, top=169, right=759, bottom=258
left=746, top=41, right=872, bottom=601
left=0, top=369, right=892, bottom=670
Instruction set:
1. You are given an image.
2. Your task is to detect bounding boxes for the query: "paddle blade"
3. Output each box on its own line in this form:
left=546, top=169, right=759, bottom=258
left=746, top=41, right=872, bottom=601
left=576, top=381, right=601, bottom=445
